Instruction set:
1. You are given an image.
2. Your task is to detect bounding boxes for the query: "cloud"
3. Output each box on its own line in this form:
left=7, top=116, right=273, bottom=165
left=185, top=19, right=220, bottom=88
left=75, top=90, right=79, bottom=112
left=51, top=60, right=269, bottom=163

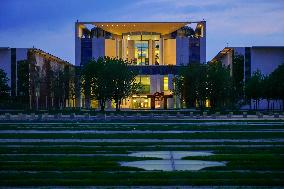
left=1, top=0, right=284, bottom=63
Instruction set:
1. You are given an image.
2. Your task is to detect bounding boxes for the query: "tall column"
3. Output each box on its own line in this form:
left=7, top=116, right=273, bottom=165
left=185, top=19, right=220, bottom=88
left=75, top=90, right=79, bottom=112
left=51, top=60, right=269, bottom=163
left=75, top=22, right=81, bottom=66
left=106, top=100, right=112, bottom=110
left=156, top=75, right=162, bottom=93
left=176, top=96, right=181, bottom=109
left=168, top=74, right=174, bottom=109
left=149, top=39, right=153, bottom=65
left=160, top=75, right=164, bottom=93
left=150, top=75, right=157, bottom=94
left=122, top=38, right=127, bottom=61
left=159, top=37, right=163, bottom=65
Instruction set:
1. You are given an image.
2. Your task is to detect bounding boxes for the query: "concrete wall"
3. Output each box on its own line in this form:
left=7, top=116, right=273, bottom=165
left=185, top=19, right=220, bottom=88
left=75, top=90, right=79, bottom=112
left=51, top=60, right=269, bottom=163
left=199, top=21, right=206, bottom=64
left=92, top=38, right=105, bottom=60
left=105, top=39, right=116, bottom=58
left=176, top=37, right=189, bottom=65
left=251, top=47, right=284, bottom=76
left=164, top=39, right=176, bottom=65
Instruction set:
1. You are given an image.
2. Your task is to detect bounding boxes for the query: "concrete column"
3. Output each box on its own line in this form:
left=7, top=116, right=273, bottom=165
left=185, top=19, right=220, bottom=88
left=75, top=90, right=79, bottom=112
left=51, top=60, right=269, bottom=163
left=160, top=75, right=164, bottom=93
left=156, top=75, right=162, bottom=93
left=149, top=40, right=153, bottom=65
left=176, top=96, right=181, bottom=109
left=150, top=75, right=157, bottom=94
left=106, top=100, right=112, bottom=109
left=159, top=37, right=163, bottom=65
left=75, top=22, right=82, bottom=66
left=122, top=38, right=127, bottom=61
left=168, top=74, right=174, bottom=109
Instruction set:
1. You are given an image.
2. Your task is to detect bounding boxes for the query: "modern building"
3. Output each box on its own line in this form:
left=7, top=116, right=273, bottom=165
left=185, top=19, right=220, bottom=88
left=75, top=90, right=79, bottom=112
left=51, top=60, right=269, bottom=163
left=75, top=21, right=206, bottom=109
left=0, top=47, right=75, bottom=109
left=211, top=46, right=284, bottom=109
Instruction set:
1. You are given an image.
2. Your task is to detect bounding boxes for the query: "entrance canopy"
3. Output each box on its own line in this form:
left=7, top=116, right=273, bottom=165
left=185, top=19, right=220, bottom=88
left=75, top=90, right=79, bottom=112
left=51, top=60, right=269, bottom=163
left=90, top=22, right=190, bottom=35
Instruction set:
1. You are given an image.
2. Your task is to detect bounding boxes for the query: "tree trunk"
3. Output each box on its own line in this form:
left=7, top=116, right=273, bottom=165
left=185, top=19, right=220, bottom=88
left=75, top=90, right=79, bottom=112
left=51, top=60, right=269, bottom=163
left=115, top=99, right=119, bottom=112
left=267, top=99, right=270, bottom=111
left=100, top=100, right=105, bottom=112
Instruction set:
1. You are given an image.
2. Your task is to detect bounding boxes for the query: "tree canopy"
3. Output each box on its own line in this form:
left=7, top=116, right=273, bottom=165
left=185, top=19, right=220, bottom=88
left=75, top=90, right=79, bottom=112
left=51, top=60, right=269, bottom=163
left=81, top=57, right=138, bottom=111
left=0, top=68, right=10, bottom=101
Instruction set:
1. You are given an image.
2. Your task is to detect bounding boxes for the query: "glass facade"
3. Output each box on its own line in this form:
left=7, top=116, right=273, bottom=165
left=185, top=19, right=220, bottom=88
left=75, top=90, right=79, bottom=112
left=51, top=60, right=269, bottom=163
left=135, top=41, right=149, bottom=65
left=125, top=34, right=160, bottom=65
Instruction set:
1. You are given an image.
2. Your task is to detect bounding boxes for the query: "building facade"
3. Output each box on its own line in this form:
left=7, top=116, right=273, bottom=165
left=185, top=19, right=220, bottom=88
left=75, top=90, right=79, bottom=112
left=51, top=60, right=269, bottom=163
left=212, top=46, right=284, bottom=109
left=75, top=21, right=206, bottom=109
left=0, top=47, right=75, bottom=109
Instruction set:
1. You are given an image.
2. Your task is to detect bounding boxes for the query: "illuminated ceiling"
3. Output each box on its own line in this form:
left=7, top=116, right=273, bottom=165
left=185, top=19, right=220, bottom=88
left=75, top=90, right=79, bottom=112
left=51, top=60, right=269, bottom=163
left=91, top=22, right=190, bottom=35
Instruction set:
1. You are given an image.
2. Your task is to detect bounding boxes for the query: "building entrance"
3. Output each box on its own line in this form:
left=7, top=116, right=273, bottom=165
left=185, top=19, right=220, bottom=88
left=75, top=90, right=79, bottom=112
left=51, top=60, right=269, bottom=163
left=132, top=95, right=150, bottom=109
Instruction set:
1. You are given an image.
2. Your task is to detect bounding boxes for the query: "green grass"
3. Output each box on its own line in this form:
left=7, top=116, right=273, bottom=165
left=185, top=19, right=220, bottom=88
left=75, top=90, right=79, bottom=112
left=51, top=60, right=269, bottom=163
left=1, top=171, right=284, bottom=186
left=1, top=132, right=284, bottom=139
left=1, top=120, right=284, bottom=186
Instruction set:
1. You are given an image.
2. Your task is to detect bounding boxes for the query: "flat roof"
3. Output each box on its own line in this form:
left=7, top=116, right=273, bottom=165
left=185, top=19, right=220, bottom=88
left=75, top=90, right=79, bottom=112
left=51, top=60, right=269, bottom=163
left=77, top=22, right=200, bottom=35
left=211, top=47, right=233, bottom=63
left=31, top=48, right=73, bottom=66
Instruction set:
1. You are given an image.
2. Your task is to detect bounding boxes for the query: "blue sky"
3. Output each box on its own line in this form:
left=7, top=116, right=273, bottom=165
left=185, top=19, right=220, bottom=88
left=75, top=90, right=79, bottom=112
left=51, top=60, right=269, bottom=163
left=1, top=0, right=284, bottom=64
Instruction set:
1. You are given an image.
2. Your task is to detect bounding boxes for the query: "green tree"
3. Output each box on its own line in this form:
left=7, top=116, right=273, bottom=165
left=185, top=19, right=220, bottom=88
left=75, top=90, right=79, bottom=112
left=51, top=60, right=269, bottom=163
left=17, top=60, right=30, bottom=107
left=81, top=57, right=114, bottom=111
left=0, top=68, right=10, bottom=104
left=245, top=70, right=264, bottom=110
left=262, top=75, right=273, bottom=110
left=81, top=57, right=139, bottom=111
left=207, top=61, right=233, bottom=109
left=174, top=63, right=207, bottom=109
left=232, top=54, right=244, bottom=105
left=270, top=64, right=284, bottom=110
left=107, top=57, right=138, bottom=111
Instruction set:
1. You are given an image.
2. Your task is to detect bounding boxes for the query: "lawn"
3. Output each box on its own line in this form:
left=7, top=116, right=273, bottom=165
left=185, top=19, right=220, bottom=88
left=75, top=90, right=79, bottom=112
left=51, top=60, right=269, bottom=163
left=0, top=120, right=284, bottom=186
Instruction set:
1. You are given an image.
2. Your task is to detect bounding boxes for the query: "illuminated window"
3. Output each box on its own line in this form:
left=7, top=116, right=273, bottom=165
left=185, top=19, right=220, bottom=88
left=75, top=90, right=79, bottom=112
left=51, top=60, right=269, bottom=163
left=164, top=76, right=168, bottom=91
left=135, top=76, right=150, bottom=94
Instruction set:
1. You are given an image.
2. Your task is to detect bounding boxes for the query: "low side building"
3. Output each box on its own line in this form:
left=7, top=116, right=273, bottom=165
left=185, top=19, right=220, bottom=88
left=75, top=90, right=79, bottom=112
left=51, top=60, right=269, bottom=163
left=0, top=47, right=75, bottom=110
left=211, top=46, right=284, bottom=110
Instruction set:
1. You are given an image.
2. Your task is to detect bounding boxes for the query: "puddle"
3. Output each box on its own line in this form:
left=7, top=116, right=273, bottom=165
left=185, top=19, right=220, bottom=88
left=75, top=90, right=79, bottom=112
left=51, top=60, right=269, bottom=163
left=121, top=160, right=226, bottom=171
left=120, top=151, right=226, bottom=171
left=128, top=151, right=213, bottom=159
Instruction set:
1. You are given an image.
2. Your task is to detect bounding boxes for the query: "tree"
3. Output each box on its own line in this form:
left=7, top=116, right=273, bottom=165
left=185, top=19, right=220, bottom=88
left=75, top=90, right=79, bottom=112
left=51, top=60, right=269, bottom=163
left=17, top=60, right=30, bottom=107
left=207, top=61, right=233, bottom=109
left=81, top=57, right=114, bottom=111
left=232, top=54, right=244, bottom=105
left=270, top=64, right=284, bottom=110
left=262, top=75, right=273, bottom=110
left=81, top=57, right=139, bottom=111
left=0, top=68, right=10, bottom=104
left=245, top=70, right=264, bottom=110
left=174, top=63, right=207, bottom=109
left=107, top=57, right=138, bottom=111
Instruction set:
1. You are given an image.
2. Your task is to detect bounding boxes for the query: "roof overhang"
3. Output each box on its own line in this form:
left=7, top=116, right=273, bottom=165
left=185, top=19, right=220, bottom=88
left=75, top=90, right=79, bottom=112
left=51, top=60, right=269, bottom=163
left=89, top=22, right=190, bottom=35
left=211, top=47, right=233, bottom=63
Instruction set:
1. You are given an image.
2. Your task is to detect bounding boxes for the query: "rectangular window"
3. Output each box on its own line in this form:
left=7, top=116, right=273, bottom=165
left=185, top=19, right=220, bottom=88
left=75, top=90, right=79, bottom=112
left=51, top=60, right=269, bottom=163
left=164, top=76, right=168, bottom=91
left=135, top=76, right=150, bottom=94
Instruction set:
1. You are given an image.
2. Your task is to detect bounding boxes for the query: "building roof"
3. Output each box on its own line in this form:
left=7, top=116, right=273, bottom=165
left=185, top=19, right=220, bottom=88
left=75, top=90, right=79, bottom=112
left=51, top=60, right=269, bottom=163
left=30, top=48, right=73, bottom=66
left=78, top=22, right=193, bottom=35
left=211, top=47, right=233, bottom=63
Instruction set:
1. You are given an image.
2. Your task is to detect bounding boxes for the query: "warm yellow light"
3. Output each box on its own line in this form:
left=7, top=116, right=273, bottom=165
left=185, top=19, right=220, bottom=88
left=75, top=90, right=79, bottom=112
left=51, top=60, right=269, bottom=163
left=164, top=76, right=169, bottom=91
left=106, top=25, right=108, bottom=26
